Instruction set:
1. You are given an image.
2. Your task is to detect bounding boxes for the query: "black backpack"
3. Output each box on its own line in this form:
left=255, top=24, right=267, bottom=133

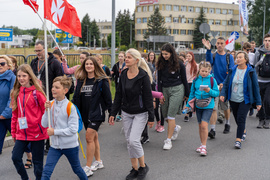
left=213, top=53, right=231, bottom=74
left=258, top=53, right=270, bottom=78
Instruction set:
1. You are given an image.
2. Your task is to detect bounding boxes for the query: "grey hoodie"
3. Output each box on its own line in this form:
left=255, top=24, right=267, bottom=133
left=254, top=45, right=270, bottom=83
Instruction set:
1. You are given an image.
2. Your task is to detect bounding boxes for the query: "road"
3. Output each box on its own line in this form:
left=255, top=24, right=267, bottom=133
left=1, top=112, right=270, bottom=180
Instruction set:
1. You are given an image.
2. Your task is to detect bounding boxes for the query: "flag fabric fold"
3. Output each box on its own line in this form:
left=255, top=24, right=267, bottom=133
left=23, top=0, right=39, bottom=12
left=225, top=34, right=236, bottom=51
left=44, top=0, right=82, bottom=37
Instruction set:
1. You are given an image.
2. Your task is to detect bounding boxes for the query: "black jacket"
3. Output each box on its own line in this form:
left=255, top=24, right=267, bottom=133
left=72, top=78, right=112, bottom=122
left=30, top=53, right=63, bottom=100
left=111, top=62, right=125, bottom=87
left=110, top=68, right=154, bottom=122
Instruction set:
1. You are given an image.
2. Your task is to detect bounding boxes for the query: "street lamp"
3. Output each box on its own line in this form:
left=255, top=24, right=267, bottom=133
left=129, top=20, right=133, bottom=46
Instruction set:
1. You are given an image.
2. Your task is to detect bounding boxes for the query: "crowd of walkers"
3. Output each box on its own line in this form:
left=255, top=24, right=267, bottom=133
left=0, top=33, right=269, bottom=180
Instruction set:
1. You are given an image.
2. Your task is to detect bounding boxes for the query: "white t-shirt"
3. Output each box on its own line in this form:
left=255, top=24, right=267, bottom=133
left=248, top=52, right=255, bottom=65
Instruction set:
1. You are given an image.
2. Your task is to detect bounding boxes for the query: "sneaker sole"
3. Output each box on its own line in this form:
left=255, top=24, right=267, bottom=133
left=91, top=165, right=104, bottom=171
left=171, top=125, right=181, bottom=140
left=163, top=146, right=172, bottom=150
left=141, top=139, right=150, bottom=144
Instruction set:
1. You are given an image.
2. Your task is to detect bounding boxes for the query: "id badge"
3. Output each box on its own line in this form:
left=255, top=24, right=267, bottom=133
left=233, top=84, right=238, bottom=93
left=18, top=117, right=28, bottom=129
left=37, top=74, right=41, bottom=80
left=117, top=77, right=119, bottom=83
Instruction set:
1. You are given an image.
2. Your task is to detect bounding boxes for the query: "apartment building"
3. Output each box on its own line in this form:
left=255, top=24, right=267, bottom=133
left=135, top=0, right=248, bottom=49
left=97, top=21, right=112, bottom=41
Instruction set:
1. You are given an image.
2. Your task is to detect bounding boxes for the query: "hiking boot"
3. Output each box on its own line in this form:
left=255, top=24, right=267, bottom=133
left=264, top=120, right=270, bottom=129
left=171, top=125, right=181, bottom=140
left=141, top=136, right=150, bottom=144
left=223, top=124, right=230, bottom=134
left=208, top=129, right=216, bottom=139
left=257, top=120, right=265, bottom=129
left=249, top=108, right=254, bottom=116
left=184, top=116, right=189, bottom=122
left=126, top=168, right=138, bottom=180
left=137, top=164, right=149, bottom=180
left=235, top=141, right=241, bottom=149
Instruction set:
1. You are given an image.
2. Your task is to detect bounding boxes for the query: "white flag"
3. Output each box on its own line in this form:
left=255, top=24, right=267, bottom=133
left=225, top=34, right=235, bottom=51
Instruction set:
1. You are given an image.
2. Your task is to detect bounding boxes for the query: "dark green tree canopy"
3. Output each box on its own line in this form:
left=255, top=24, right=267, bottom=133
left=80, top=14, right=100, bottom=47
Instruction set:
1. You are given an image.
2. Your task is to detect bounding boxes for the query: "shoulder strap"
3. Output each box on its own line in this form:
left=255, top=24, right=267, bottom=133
left=213, top=52, right=216, bottom=65
left=99, top=80, right=103, bottom=92
left=226, top=53, right=230, bottom=74
left=51, top=100, right=54, bottom=107
left=66, top=101, right=72, bottom=117
left=33, top=90, right=38, bottom=106
left=210, top=76, right=214, bottom=89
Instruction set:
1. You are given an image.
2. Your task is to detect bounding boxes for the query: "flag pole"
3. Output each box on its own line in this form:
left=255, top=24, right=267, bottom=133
left=27, top=0, right=64, bottom=56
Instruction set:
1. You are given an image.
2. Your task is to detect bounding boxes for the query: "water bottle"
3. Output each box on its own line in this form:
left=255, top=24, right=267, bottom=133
left=182, top=108, right=190, bottom=114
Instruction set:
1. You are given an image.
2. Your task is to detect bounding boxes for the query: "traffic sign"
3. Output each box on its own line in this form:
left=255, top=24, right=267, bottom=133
left=230, top=31, right=239, bottom=40
left=211, top=39, right=217, bottom=46
left=0, top=28, right=13, bottom=41
left=55, top=29, right=73, bottom=43
left=199, top=23, right=210, bottom=34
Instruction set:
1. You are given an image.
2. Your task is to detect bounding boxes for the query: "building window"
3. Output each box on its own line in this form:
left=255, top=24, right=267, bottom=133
left=216, top=8, right=221, bottom=14
left=155, top=5, right=159, bottom=9
left=166, top=5, right=172, bottom=11
left=188, top=30, right=193, bottom=35
left=222, top=20, right=227, bottom=26
left=173, top=29, right=179, bottom=34
left=222, top=9, right=227, bottom=14
left=137, top=18, right=141, bottom=23
left=167, top=29, right=171, bottom=34
left=228, top=20, right=233, bottom=25
left=137, top=29, right=141, bottom=34
left=173, top=17, right=179, bottom=23
left=181, top=18, right=186, bottom=23
left=215, top=20, right=221, bottom=25
left=195, top=7, right=200, bottom=13
left=228, top=9, right=233, bottom=14
left=210, top=31, right=220, bottom=36
left=149, top=5, right=153, bottom=11
left=143, top=18, right=147, bottom=23
left=209, top=8, right=214, bottom=13
left=227, top=32, right=232, bottom=36
left=181, top=6, right=186, bottom=12
left=188, top=18, right=194, bottom=24
left=173, top=5, right=179, bottom=11
left=188, top=6, right=194, bottom=12
left=143, top=6, right=147, bottom=12
left=165, top=17, right=172, bottom=23
left=234, top=21, right=238, bottom=25
left=209, top=19, right=214, bottom=25
left=203, top=8, right=207, bottom=13
left=222, top=31, right=226, bottom=37
left=180, top=30, right=186, bottom=35
left=137, top=7, right=141, bottom=12
left=142, top=29, right=147, bottom=34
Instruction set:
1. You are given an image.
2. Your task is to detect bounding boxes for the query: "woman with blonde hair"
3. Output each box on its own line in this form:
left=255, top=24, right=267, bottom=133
left=109, top=48, right=154, bottom=180
left=72, top=56, right=112, bottom=177
left=0, top=55, right=16, bottom=155
left=95, top=54, right=111, bottom=77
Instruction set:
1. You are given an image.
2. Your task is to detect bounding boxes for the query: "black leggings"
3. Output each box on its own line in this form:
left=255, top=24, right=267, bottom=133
left=155, top=99, right=164, bottom=126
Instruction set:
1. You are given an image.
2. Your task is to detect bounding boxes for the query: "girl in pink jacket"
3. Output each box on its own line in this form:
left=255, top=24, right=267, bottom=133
left=11, top=64, right=48, bottom=180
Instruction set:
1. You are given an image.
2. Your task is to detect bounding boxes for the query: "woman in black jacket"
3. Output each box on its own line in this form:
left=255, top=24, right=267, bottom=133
left=109, top=48, right=154, bottom=180
left=72, top=56, right=112, bottom=177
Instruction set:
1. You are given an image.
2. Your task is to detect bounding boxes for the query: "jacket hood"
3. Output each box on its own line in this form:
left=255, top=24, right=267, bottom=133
left=0, top=69, right=15, bottom=81
left=258, top=44, right=270, bottom=54
left=230, top=64, right=254, bottom=73
left=197, top=74, right=213, bottom=80
left=19, top=85, right=36, bottom=93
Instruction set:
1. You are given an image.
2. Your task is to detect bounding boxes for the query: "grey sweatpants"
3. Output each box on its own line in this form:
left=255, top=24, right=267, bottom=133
left=122, top=111, right=148, bottom=159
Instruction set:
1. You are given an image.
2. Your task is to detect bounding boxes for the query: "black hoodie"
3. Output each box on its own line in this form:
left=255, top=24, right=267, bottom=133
left=110, top=68, right=154, bottom=122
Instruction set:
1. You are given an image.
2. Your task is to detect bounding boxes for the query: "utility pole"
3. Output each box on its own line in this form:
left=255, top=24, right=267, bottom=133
left=130, top=21, right=132, bottom=46
left=119, top=31, right=122, bottom=48
left=86, top=25, right=89, bottom=47
left=111, top=0, right=116, bottom=66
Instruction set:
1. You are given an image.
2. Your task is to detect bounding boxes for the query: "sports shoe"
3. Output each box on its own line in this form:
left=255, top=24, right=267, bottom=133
left=90, top=160, right=104, bottom=171
left=200, top=147, right=207, bottom=156
left=83, top=166, right=93, bottom=176
left=208, top=129, right=216, bottom=139
left=137, top=164, right=149, bottom=180
left=171, top=125, right=181, bottom=140
left=141, top=136, right=150, bottom=144
left=257, top=120, right=265, bottom=129
left=249, top=108, right=254, bottom=116
left=116, top=115, right=122, bottom=122
left=241, top=132, right=247, bottom=142
left=163, top=139, right=172, bottom=150
left=264, top=120, right=270, bottom=129
left=155, top=121, right=160, bottom=131
left=126, top=168, right=138, bottom=180
left=217, top=117, right=224, bottom=124
left=157, top=125, right=165, bottom=133
left=235, top=141, right=241, bottom=149
left=184, top=116, right=189, bottom=122
left=189, top=112, right=193, bottom=118
left=223, top=124, right=230, bottom=134
left=196, top=146, right=202, bottom=153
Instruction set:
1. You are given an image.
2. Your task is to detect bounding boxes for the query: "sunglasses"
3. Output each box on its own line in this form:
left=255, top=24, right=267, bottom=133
left=0, top=62, right=6, bottom=66
left=246, top=49, right=251, bottom=52
left=34, top=49, right=44, bottom=53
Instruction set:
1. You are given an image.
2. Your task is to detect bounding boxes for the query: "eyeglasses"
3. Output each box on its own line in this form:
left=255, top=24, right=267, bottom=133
left=246, top=49, right=251, bottom=52
left=0, top=62, right=6, bottom=66
left=34, top=49, right=44, bottom=53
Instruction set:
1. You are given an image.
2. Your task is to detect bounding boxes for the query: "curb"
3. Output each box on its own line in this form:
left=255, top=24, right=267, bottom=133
left=3, top=136, right=15, bottom=149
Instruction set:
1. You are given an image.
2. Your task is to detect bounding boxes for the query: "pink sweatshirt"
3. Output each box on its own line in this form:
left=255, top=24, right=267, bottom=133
left=62, top=61, right=80, bottom=75
left=186, top=63, right=199, bottom=83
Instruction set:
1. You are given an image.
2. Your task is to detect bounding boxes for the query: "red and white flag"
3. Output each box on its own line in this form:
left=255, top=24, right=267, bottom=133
left=44, top=0, right=82, bottom=37
left=23, top=0, right=39, bottom=12
left=225, top=34, right=236, bottom=51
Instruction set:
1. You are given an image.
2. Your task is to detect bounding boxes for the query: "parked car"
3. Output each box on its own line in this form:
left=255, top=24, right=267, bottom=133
left=77, top=47, right=90, bottom=51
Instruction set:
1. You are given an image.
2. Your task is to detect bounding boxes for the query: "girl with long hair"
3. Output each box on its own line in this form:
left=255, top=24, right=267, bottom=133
left=109, top=48, right=154, bottom=180
left=156, top=43, right=189, bottom=150
left=11, top=64, right=48, bottom=180
left=72, top=56, right=112, bottom=177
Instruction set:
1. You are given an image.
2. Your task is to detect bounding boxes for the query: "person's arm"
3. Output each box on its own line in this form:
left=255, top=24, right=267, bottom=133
left=142, top=75, right=154, bottom=122
left=62, top=60, right=79, bottom=75
left=110, top=75, right=123, bottom=117
left=72, top=80, right=81, bottom=110
left=186, top=81, right=195, bottom=108
left=54, top=105, right=78, bottom=136
left=11, top=107, right=18, bottom=139
left=101, top=79, right=112, bottom=114
left=220, top=71, right=231, bottom=100
left=37, top=91, right=47, bottom=115
left=54, top=60, right=64, bottom=77
left=105, top=67, right=111, bottom=77
left=208, top=78, right=220, bottom=98
left=180, top=62, right=190, bottom=97
left=1, top=76, right=16, bottom=119
left=229, top=54, right=235, bottom=69
left=251, top=71, right=262, bottom=105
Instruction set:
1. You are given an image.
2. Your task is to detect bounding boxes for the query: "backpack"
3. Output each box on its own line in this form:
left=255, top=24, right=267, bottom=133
left=213, top=53, right=231, bottom=74
left=51, top=101, right=83, bottom=133
left=258, top=53, right=270, bottom=78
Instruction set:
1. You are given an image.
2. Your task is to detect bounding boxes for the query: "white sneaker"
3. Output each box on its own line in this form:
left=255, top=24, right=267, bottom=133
left=90, top=160, right=104, bottom=171
left=171, top=125, right=181, bottom=140
left=163, top=139, right=172, bottom=150
left=83, top=166, right=93, bottom=176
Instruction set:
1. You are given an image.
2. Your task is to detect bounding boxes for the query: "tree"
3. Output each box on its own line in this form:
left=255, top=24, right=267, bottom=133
left=80, top=13, right=91, bottom=46
left=247, top=0, right=270, bottom=44
left=107, top=32, right=120, bottom=48
left=90, top=19, right=100, bottom=47
left=193, top=7, right=209, bottom=49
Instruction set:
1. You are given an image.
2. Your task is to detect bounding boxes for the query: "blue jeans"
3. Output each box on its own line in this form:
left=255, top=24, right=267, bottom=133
left=196, top=108, right=213, bottom=124
left=12, top=140, right=44, bottom=180
left=41, top=146, right=87, bottom=180
left=0, top=118, right=11, bottom=153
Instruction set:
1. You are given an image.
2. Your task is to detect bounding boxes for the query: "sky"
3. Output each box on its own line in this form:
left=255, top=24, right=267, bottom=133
left=0, top=0, right=237, bottom=30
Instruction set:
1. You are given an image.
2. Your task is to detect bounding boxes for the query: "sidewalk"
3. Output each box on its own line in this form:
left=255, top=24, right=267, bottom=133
left=3, top=136, right=14, bottom=149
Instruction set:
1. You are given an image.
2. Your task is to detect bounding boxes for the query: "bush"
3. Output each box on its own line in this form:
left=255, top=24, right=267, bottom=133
left=120, top=45, right=128, bottom=51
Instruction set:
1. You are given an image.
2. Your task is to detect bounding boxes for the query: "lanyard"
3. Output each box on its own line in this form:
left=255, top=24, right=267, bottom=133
left=38, top=60, right=45, bottom=74
left=18, top=92, right=32, bottom=117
